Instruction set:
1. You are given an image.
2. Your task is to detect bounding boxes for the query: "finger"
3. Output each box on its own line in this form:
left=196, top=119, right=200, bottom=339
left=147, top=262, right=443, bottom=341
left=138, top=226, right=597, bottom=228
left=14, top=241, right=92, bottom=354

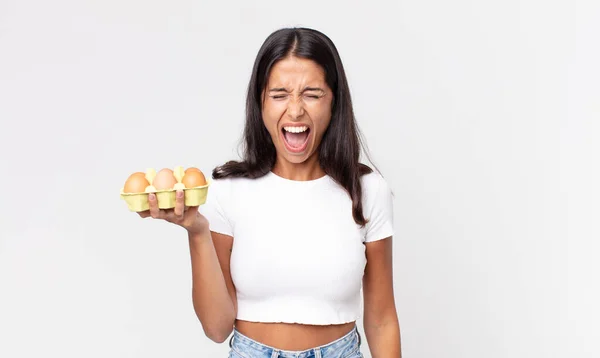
left=174, top=190, right=185, bottom=217
left=162, top=209, right=178, bottom=223
left=138, top=210, right=150, bottom=218
left=163, top=208, right=174, bottom=218
left=148, top=193, right=160, bottom=218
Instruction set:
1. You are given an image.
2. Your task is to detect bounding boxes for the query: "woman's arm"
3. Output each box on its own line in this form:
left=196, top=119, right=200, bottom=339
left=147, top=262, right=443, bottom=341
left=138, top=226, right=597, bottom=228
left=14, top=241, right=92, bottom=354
left=188, top=229, right=237, bottom=343
left=363, top=237, right=402, bottom=357
left=140, top=192, right=237, bottom=343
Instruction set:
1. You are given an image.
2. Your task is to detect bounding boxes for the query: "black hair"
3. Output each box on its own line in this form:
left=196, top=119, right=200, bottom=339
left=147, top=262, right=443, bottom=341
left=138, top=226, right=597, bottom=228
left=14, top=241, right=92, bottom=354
left=213, top=27, right=376, bottom=226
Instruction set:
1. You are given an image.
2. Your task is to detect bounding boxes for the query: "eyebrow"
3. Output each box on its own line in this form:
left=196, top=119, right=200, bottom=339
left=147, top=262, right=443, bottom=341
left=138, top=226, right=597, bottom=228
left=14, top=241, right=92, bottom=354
left=268, top=86, right=325, bottom=93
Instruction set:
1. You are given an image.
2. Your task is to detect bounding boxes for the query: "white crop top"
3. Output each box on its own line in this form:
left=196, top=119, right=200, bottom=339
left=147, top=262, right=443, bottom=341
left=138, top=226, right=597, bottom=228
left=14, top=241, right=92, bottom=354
left=199, top=170, right=394, bottom=325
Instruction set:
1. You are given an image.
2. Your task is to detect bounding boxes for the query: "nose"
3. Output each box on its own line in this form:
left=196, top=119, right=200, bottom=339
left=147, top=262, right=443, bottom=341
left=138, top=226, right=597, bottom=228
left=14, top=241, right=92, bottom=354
left=286, top=97, right=305, bottom=120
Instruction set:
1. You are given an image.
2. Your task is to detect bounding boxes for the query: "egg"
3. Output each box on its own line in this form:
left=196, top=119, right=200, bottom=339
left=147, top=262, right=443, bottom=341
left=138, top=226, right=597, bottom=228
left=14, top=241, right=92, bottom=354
left=185, top=167, right=202, bottom=174
left=153, top=168, right=178, bottom=190
left=182, top=168, right=207, bottom=188
left=123, top=172, right=150, bottom=193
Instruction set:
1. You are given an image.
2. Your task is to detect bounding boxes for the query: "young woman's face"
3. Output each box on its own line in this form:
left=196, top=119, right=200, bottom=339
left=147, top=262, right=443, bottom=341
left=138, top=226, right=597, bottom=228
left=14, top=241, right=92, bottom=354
left=262, top=56, right=333, bottom=166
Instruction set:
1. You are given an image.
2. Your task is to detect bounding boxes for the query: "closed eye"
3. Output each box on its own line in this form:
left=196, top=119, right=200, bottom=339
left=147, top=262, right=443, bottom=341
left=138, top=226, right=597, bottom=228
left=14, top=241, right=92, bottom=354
left=304, top=93, right=323, bottom=100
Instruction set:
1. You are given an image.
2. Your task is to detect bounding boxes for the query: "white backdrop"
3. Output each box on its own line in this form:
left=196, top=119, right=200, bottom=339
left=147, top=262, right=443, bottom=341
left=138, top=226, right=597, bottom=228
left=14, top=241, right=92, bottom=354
left=0, top=1, right=597, bottom=357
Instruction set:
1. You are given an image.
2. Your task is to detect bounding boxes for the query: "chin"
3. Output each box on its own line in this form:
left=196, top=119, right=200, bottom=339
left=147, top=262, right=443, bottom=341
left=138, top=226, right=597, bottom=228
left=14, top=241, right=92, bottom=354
left=281, top=151, right=310, bottom=164
left=287, top=156, right=309, bottom=164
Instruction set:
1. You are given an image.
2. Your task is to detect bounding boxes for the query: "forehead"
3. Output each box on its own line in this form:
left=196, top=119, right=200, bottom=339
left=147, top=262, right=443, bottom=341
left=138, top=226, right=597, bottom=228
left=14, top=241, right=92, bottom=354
left=267, top=56, right=326, bottom=87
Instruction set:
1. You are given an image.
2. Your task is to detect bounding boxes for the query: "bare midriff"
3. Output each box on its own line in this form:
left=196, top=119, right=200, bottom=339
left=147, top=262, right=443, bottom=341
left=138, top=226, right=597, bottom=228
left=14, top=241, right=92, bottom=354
left=234, top=319, right=356, bottom=351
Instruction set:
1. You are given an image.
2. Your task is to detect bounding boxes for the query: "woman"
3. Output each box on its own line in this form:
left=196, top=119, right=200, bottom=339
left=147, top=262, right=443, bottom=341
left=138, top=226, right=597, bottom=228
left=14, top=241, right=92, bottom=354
left=139, top=27, right=401, bottom=357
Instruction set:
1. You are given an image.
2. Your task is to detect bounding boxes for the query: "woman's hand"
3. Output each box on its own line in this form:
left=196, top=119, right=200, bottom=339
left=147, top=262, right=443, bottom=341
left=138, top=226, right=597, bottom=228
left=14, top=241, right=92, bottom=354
left=138, top=190, right=209, bottom=235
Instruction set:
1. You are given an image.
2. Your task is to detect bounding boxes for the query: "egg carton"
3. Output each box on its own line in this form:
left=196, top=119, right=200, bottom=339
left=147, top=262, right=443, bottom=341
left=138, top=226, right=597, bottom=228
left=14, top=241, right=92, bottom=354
left=120, top=166, right=210, bottom=212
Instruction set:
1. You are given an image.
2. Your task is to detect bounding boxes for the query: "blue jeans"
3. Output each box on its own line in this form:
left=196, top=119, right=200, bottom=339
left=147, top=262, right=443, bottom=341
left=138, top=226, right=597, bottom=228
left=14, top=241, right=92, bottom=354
left=228, top=325, right=364, bottom=358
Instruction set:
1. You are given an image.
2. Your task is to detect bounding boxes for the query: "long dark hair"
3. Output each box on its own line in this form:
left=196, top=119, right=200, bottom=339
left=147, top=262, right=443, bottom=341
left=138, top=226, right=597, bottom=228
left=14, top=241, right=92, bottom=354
left=213, top=27, right=376, bottom=226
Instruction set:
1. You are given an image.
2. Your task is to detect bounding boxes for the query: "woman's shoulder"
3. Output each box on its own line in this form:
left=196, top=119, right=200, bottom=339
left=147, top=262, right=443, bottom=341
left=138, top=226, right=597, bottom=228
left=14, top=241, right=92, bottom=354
left=208, top=173, right=268, bottom=196
left=360, top=170, right=390, bottom=189
left=360, top=169, right=395, bottom=241
left=208, top=175, right=241, bottom=194
left=360, top=170, right=393, bottom=204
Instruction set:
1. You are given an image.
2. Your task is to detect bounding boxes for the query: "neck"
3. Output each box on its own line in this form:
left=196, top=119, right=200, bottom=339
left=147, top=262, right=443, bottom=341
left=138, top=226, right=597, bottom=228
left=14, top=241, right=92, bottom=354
left=272, top=153, right=325, bottom=181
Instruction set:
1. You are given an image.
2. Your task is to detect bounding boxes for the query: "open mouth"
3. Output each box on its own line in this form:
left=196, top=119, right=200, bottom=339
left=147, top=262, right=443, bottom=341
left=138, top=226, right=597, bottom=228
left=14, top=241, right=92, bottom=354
left=281, top=125, right=311, bottom=153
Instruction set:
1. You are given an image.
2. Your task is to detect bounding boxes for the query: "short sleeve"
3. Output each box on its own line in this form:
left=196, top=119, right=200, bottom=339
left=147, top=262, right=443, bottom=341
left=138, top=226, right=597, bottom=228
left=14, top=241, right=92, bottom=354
left=198, top=178, right=234, bottom=237
left=363, top=173, right=395, bottom=243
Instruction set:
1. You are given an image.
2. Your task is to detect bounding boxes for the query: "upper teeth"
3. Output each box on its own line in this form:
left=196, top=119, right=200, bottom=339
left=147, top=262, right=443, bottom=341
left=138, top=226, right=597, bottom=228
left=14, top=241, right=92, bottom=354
left=284, top=126, right=308, bottom=133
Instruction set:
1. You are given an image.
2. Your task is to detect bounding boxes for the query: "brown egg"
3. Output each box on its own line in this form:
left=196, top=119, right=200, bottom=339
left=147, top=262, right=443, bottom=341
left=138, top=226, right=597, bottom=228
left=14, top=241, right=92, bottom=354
left=123, top=172, right=150, bottom=193
left=185, top=167, right=202, bottom=174
left=153, top=168, right=177, bottom=190
left=182, top=169, right=207, bottom=188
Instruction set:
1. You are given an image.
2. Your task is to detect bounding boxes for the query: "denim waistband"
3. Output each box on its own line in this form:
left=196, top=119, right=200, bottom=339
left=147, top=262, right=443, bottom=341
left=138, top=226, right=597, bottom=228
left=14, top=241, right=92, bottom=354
left=228, top=325, right=361, bottom=358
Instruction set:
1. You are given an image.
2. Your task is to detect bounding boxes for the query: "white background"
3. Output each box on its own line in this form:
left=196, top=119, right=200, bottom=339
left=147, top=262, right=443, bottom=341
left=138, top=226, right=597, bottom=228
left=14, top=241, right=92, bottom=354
left=0, top=0, right=597, bottom=357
